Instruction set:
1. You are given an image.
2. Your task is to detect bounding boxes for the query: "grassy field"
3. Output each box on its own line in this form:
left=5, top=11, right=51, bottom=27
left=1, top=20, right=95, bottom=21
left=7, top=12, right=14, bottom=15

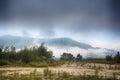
left=0, top=62, right=120, bottom=80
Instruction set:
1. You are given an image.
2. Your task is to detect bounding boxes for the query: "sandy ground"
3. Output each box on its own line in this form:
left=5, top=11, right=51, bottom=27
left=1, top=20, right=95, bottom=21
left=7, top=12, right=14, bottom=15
left=0, top=63, right=120, bottom=78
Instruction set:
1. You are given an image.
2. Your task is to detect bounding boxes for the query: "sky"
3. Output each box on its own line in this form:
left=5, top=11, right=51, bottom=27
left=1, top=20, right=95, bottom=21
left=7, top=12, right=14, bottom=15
left=0, top=0, right=120, bottom=50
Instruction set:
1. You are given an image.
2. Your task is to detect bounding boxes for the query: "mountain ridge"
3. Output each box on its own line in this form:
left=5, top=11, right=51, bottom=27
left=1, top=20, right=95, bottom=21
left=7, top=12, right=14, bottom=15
left=0, top=35, right=117, bottom=58
left=0, top=35, right=93, bottom=49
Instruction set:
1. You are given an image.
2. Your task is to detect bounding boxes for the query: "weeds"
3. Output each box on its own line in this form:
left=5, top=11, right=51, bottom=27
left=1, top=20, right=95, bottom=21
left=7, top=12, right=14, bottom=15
left=0, top=68, right=119, bottom=80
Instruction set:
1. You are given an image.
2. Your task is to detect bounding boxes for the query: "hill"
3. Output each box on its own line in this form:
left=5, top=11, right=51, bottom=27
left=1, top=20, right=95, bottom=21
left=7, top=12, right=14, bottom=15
left=0, top=35, right=116, bottom=58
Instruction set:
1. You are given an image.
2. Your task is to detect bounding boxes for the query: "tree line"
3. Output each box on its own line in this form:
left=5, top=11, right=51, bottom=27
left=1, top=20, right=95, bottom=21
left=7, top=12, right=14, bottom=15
left=0, top=43, right=53, bottom=65
left=106, top=51, right=120, bottom=63
left=60, top=52, right=120, bottom=64
left=60, top=52, right=82, bottom=62
left=0, top=43, right=120, bottom=66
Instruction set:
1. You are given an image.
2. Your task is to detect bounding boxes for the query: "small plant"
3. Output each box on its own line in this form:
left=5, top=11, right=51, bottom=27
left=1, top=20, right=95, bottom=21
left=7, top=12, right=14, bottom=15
left=95, top=68, right=99, bottom=77
left=62, top=71, right=70, bottom=79
left=112, top=72, right=117, bottom=80
left=13, top=71, right=20, bottom=80
left=43, top=68, right=52, bottom=77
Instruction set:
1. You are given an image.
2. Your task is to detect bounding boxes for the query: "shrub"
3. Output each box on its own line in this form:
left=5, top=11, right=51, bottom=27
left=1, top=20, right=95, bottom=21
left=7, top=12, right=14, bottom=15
left=38, top=63, right=48, bottom=67
left=0, top=60, right=10, bottom=65
left=29, top=62, right=48, bottom=67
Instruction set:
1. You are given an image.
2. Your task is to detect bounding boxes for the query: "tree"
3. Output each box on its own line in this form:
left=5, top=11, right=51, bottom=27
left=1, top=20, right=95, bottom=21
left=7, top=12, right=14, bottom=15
left=11, top=46, right=16, bottom=53
left=38, top=43, right=47, bottom=56
left=60, top=53, right=67, bottom=60
left=47, top=50, right=53, bottom=58
left=76, top=53, right=82, bottom=61
left=0, top=45, right=4, bottom=53
left=68, top=53, right=75, bottom=61
left=0, top=43, right=54, bottom=65
left=60, top=53, right=74, bottom=61
left=0, top=48, right=2, bottom=53
left=114, top=51, right=120, bottom=63
left=4, top=46, right=9, bottom=53
left=21, top=48, right=35, bottom=63
left=38, top=43, right=53, bottom=58
left=106, top=55, right=112, bottom=61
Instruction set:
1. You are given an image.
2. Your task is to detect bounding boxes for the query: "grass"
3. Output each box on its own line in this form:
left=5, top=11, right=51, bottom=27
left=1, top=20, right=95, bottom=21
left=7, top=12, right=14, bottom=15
left=0, top=60, right=65, bottom=68
left=29, top=62, right=48, bottom=67
left=0, top=68, right=119, bottom=80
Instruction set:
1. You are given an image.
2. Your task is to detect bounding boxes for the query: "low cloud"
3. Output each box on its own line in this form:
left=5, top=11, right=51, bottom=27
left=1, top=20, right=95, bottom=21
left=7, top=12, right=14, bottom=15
left=48, top=46, right=114, bottom=58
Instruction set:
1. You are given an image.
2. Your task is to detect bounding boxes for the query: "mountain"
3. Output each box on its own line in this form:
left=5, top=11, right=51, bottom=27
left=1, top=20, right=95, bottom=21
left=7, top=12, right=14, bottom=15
left=0, top=35, right=34, bottom=48
left=0, top=35, right=117, bottom=58
left=0, top=35, right=93, bottom=49
left=44, top=38, right=93, bottom=49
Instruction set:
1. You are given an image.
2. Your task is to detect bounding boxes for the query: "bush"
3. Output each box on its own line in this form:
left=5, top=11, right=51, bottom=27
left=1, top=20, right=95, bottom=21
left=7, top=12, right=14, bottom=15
left=29, top=62, right=48, bottom=67
left=38, top=63, right=48, bottom=67
left=0, top=60, right=10, bottom=65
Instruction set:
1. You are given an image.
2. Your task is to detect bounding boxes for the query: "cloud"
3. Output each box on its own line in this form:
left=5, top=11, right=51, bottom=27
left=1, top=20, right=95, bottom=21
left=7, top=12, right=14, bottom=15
left=0, top=0, right=120, bottom=50
left=48, top=46, right=114, bottom=58
left=0, top=0, right=120, bottom=31
left=0, top=0, right=120, bottom=30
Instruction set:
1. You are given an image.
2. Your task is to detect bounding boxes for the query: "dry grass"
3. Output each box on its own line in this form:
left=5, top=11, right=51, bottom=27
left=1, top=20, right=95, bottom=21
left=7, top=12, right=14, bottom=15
left=0, top=62, right=120, bottom=80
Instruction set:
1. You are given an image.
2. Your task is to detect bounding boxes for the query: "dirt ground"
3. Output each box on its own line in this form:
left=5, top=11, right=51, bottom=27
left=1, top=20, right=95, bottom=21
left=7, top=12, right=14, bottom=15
left=0, top=63, right=120, bottom=78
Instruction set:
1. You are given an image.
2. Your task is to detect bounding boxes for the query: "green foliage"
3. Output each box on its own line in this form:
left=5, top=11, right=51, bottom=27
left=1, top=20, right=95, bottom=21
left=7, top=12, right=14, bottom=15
left=76, top=53, right=82, bottom=61
left=38, top=63, right=48, bottom=67
left=38, top=43, right=53, bottom=58
left=105, top=51, right=120, bottom=63
left=20, top=48, right=36, bottom=63
left=60, top=53, right=83, bottom=62
left=62, top=71, right=70, bottom=78
left=114, top=51, right=120, bottom=63
left=0, top=43, right=53, bottom=66
left=0, top=48, right=2, bottom=53
left=60, top=52, right=75, bottom=61
left=29, top=62, right=48, bottom=67
left=106, top=55, right=112, bottom=61
left=43, top=68, right=52, bottom=76
left=0, top=60, right=10, bottom=65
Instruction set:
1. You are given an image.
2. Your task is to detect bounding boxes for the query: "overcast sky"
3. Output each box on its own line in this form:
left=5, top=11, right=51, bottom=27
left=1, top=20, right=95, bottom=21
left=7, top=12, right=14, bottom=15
left=0, top=0, right=120, bottom=50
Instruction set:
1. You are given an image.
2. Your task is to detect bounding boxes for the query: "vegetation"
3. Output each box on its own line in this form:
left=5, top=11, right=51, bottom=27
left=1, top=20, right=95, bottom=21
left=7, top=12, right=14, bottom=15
left=60, top=53, right=75, bottom=61
left=76, top=53, right=82, bottom=61
left=0, top=43, right=120, bottom=67
left=0, top=44, right=120, bottom=80
left=0, top=68, right=119, bottom=80
left=60, top=53, right=82, bottom=62
left=0, top=43, right=53, bottom=66
left=105, top=51, right=120, bottom=63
